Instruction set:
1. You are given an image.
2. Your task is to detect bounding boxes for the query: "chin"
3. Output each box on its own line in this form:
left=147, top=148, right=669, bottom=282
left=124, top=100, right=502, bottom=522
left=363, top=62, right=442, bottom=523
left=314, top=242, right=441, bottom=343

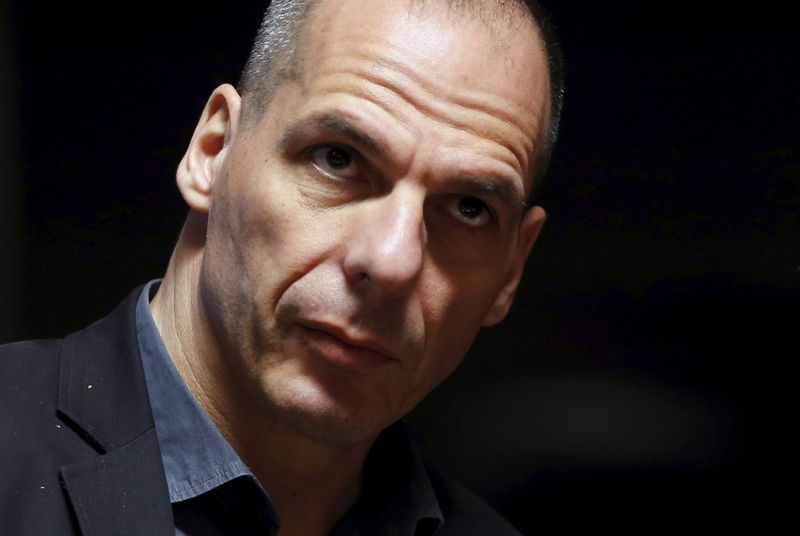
left=257, top=368, right=396, bottom=447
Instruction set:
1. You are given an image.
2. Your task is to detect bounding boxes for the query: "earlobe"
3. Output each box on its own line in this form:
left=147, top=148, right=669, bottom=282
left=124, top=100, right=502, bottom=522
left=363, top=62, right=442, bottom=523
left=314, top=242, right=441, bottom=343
left=176, top=84, right=242, bottom=212
left=482, top=206, right=546, bottom=326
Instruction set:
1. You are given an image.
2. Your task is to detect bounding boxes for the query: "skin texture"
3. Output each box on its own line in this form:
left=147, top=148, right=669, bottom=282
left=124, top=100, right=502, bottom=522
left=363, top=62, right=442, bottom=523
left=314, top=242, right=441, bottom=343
left=150, top=0, right=549, bottom=534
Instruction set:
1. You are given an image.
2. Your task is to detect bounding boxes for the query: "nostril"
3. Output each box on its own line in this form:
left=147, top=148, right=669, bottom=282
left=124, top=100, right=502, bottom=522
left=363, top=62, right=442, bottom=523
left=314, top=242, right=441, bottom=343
left=358, top=272, right=371, bottom=282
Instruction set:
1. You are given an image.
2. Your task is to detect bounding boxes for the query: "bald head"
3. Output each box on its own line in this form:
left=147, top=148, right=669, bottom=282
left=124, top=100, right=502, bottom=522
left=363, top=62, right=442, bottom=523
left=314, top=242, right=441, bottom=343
left=238, top=0, right=563, bottom=185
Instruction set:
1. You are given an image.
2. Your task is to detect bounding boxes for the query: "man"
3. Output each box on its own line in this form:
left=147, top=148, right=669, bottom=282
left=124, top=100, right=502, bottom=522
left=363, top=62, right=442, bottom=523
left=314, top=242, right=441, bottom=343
left=1, top=0, right=562, bottom=534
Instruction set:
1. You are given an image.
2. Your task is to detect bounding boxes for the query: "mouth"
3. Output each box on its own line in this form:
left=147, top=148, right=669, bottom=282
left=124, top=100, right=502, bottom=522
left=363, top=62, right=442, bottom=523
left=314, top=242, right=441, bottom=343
left=297, top=320, right=399, bottom=372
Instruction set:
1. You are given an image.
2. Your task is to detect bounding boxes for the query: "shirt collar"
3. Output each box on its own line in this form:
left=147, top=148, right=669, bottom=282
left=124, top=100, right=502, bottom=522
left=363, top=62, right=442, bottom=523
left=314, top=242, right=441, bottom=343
left=136, top=280, right=261, bottom=504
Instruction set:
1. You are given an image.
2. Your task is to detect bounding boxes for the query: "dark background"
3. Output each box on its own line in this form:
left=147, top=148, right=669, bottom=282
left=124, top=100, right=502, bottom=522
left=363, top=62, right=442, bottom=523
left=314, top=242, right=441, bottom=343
left=2, top=1, right=797, bottom=531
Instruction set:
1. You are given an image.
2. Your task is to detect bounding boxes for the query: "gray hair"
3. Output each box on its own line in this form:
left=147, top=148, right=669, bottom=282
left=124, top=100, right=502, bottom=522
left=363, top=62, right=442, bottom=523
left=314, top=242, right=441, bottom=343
left=238, top=0, right=314, bottom=122
left=237, top=0, right=564, bottom=187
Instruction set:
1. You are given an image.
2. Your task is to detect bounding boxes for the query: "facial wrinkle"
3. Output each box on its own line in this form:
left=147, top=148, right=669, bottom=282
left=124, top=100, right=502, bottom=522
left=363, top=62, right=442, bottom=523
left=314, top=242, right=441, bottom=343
left=325, top=50, right=537, bottom=179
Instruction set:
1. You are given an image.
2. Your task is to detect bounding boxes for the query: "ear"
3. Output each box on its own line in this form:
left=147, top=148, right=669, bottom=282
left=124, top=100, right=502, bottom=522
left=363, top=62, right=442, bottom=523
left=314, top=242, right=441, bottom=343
left=482, top=206, right=546, bottom=326
left=176, top=84, right=242, bottom=212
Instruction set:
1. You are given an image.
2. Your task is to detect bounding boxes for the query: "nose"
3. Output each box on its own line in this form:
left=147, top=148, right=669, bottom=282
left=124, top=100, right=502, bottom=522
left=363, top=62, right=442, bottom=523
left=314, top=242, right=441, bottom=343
left=342, top=188, right=425, bottom=294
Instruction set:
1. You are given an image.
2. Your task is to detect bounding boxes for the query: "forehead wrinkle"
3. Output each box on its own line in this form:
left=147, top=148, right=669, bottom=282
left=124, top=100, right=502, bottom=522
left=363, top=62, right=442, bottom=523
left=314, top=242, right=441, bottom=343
left=279, top=110, right=389, bottom=157
left=321, top=50, right=536, bottom=179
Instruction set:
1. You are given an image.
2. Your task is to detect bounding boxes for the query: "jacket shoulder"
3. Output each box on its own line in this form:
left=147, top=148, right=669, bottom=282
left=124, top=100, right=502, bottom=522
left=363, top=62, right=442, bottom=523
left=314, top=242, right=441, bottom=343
left=0, top=336, right=62, bottom=361
left=0, top=337, right=63, bottom=404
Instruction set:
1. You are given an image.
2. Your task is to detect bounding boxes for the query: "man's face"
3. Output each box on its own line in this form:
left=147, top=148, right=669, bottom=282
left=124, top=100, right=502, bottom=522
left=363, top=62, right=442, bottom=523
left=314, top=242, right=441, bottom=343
left=193, top=0, right=550, bottom=445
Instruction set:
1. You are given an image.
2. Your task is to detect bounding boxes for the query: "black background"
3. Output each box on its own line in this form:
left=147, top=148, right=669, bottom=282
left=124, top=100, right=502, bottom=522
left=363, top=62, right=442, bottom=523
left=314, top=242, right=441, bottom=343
left=2, top=1, right=798, bottom=531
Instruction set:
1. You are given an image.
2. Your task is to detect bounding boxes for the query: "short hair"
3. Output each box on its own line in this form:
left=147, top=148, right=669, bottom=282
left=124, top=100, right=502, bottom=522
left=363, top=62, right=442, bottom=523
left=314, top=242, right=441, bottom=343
left=238, top=0, right=564, bottom=187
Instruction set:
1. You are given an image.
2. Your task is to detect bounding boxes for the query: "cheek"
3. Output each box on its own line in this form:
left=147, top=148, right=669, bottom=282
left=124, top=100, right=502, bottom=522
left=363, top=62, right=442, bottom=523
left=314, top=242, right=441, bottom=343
left=212, top=164, right=308, bottom=280
left=421, top=254, right=508, bottom=327
left=415, top=265, right=503, bottom=379
left=200, top=165, right=301, bottom=339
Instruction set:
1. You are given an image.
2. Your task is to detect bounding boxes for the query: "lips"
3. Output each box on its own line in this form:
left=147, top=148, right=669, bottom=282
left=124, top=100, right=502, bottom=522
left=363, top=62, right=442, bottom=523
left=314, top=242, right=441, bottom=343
left=297, top=319, right=399, bottom=372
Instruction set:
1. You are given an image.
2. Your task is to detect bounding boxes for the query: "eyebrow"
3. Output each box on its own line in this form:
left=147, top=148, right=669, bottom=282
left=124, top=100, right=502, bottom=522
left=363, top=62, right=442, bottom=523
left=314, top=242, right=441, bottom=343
left=278, top=111, right=388, bottom=157
left=451, top=176, right=527, bottom=214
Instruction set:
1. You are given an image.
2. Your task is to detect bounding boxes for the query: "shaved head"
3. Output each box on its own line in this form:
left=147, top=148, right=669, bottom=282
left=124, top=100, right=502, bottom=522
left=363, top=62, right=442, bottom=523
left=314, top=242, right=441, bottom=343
left=238, top=0, right=563, bottom=185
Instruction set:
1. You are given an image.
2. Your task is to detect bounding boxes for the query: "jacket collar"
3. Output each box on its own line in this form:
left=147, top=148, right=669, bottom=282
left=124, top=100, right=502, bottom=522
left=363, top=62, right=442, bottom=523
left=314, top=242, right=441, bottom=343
left=56, top=286, right=173, bottom=535
left=57, top=285, right=154, bottom=452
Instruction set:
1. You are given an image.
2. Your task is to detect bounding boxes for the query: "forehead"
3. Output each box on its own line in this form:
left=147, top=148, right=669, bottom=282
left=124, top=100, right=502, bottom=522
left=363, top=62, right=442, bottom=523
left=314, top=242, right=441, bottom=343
left=304, top=0, right=549, bottom=114
left=280, top=0, right=550, bottom=192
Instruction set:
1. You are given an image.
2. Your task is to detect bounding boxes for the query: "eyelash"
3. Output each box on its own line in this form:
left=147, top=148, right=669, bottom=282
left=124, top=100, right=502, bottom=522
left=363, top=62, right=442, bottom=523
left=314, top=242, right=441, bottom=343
left=446, top=196, right=496, bottom=228
left=308, top=144, right=362, bottom=180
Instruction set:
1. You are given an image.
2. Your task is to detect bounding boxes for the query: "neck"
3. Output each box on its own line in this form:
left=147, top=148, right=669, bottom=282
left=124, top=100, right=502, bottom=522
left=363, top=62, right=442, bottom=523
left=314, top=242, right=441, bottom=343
left=150, top=212, right=370, bottom=536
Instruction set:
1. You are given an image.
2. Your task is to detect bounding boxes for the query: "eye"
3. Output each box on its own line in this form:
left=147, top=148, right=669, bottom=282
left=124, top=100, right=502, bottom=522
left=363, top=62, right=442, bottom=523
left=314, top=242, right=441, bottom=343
left=310, top=145, right=359, bottom=179
left=445, top=196, right=493, bottom=227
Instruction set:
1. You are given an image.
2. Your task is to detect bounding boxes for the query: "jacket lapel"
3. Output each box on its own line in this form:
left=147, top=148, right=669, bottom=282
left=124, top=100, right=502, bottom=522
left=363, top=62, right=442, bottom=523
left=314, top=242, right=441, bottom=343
left=56, top=287, right=173, bottom=535
left=60, top=428, right=174, bottom=535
